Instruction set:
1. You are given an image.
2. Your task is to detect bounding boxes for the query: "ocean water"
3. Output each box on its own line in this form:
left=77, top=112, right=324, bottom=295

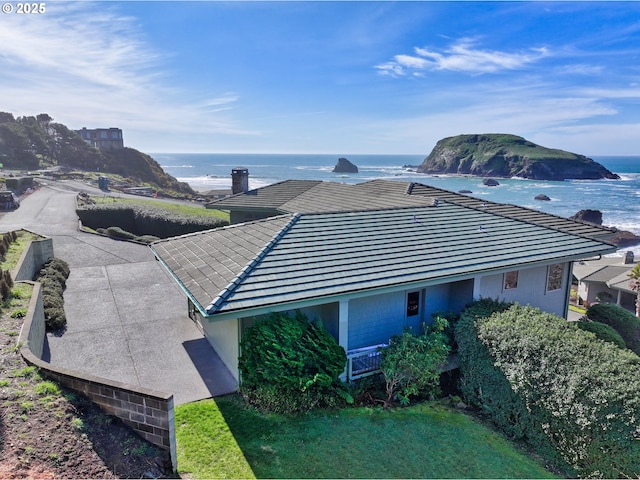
left=154, top=152, right=640, bottom=253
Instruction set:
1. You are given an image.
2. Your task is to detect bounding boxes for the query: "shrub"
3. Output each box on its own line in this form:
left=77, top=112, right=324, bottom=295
left=586, top=303, right=640, bottom=355
left=575, top=320, right=626, bottom=348
left=35, top=257, right=70, bottom=331
left=106, top=226, right=137, bottom=240
left=0, top=278, right=11, bottom=301
left=378, top=319, right=450, bottom=407
left=76, top=203, right=228, bottom=239
left=456, top=301, right=640, bottom=478
left=239, top=310, right=349, bottom=413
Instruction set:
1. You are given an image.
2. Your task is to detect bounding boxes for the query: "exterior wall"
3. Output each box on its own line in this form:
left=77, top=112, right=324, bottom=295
left=478, top=263, right=569, bottom=317
left=12, top=233, right=53, bottom=281
left=229, top=209, right=279, bottom=225
left=76, top=127, right=124, bottom=150
left=202, top=317, right=240, bottom=382
left=298, top=302, right=340, bottom=340
left=348, top=290, right=411, bottom=350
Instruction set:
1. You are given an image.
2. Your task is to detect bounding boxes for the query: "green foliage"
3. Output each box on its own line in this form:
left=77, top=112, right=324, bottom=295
left=574, top=320, right=626, bottom=348
left=239, top=311, right=349, bottom=413
left=586, top=302, right=640, bottom=355
left=176, top=396, right=556, bottom=479
left=106, top=226, right=137, bottom=240
left=0, top=111, right=194, bottom=194
left=379, top=319, right=450, bottom=407
left=34, top=257, right=70, bottom=331
left=77, top=203, right=228, bottom=239
left=456, top=301, right=640, bottom=478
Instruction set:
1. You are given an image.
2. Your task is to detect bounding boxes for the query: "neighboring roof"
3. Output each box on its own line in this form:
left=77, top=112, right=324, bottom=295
left=206, top=179, right=322, bottom=210
left=207, top=178, right=616, bottom=241
left=572, top=254, right=638, bottom=293
left=151, top=200, right=616, bottom=317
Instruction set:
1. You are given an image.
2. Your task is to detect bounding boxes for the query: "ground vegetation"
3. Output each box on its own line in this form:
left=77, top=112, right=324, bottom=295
left=456, top=299, right=640, bottom=478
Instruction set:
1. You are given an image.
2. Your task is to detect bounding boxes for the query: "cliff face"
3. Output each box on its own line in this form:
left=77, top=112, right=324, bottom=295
left=417, top=134, right=619, bottom=181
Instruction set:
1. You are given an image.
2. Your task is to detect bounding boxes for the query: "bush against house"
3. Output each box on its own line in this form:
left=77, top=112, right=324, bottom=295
left=378, top=319, right=450, bottom=408
left=76, top=203, right=228, bottom=239
left=239, top=311, right=349, bottom=413
left=585, top=303, right=640, bottom=355
left=456, top=300, right=640, bottom=478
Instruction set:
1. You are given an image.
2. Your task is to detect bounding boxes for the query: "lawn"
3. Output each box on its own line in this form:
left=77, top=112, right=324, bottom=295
left=90, top=194, right=229, bottom=221
left=175, top=395, right=557, bottom=479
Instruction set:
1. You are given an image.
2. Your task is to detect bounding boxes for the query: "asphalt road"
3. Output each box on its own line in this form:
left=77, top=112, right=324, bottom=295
left=0, top=185, right=236, bottom=405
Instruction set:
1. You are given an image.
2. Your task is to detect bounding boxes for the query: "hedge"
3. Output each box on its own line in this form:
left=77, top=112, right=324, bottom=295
left=585, top=303, right=640, bottom=355
left=76, top=203, right=228, bottom=239
left=574, top=320, right=626, bottom=349
left=456, top=300, right=640, bottom=478
left=34, top=258, right=71, bottom=331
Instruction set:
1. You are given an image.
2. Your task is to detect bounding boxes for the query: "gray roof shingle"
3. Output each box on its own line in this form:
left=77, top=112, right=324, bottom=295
left=152, top=200, right=616, bottom=316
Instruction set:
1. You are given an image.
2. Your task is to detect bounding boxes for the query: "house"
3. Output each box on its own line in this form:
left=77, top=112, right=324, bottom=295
left=75, top=127, right=124, bottom=150
left=151, top=183, right=617, bottom=387
left=572, top=251, right=638, bottom=310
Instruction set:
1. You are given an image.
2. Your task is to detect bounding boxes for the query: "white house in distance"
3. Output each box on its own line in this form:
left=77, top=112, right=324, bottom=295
left=573, top=251, right=638, bottom=310
left=150, top=179, right=617, bottom=388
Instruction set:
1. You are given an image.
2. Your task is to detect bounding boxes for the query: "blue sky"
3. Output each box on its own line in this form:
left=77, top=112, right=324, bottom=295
left=2, top=1, right=640, bottom=155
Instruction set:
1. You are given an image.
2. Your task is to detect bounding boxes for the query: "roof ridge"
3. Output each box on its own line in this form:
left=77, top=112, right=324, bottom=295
left=205, top=213, right=301, bottom=314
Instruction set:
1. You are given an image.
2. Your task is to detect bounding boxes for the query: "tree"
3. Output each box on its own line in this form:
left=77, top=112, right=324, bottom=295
left=379, top=318, right=450, bottom=408
left=629, top=263, right=640, bottom=318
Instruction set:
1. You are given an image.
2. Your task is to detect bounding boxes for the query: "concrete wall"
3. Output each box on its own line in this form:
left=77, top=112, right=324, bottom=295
left=12, top=231, right=53, bottom=281
left=202, top=317, right=240, bottom=383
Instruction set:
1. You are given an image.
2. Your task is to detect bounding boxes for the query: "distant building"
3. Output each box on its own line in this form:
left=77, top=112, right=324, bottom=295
left=76, top=127, right=124, bottom=150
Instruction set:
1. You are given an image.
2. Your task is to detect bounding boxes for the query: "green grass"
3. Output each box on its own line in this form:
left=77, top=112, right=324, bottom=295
left=2, top=231, right=41, bottom=271
left=176, top=396, right=557, bottom=479
left=91, top=195, right=229, bottom=221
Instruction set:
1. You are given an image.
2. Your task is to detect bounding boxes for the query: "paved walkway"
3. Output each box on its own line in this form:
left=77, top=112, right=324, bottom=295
left=1, top=184, right=237, bottom=405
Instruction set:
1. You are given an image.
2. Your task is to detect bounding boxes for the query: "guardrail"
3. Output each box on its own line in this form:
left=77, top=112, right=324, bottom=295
left=346, top=344, right=387, bottom=381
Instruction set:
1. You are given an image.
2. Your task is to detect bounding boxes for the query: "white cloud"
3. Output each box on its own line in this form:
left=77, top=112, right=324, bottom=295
left=376, top=38, right=549, bottom=76
left=0, top=3, right=256, bottom=150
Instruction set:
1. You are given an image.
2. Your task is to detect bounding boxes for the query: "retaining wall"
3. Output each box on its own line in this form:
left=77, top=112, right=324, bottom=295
left=15, top=244, right=177, bottom=473
left=12, top=231, right=54, bottom=281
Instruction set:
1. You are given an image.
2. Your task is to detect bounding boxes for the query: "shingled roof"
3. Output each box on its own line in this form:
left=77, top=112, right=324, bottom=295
left=151, top=200, right=616, bottom=317
left=206, top=178, right=615, bottom=242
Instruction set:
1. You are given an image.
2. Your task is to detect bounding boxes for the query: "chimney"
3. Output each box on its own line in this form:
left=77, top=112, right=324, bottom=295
left=231, top=167, right=249, bottom=194
left=624, top=251, right=635, bottom=265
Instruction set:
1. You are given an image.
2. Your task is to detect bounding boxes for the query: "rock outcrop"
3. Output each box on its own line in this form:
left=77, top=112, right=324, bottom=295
left=571, top=209, right=603, bottom=225
left=535, top=194, right=551, bottom=201
left=570, top=209, right=640, bottom=248
left=417, top=134, right=620, bottom=181
left=483, top=178, right=500, bottom=186
left=333, top=157, right=358, bottom=173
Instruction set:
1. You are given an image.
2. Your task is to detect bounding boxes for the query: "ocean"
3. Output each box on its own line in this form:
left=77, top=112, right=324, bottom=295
left=153, top=152, right=640, bottom=254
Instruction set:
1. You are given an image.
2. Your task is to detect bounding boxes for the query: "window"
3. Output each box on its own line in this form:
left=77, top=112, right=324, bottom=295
left=406, top=291, right=420, bottom=317
left=504, top=270, right=519, bottom=290
left=546, top=263, right=565, bottom=291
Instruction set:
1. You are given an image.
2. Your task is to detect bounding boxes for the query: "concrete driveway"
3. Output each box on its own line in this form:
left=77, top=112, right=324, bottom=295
left=0, top=184, right=236, bottom=405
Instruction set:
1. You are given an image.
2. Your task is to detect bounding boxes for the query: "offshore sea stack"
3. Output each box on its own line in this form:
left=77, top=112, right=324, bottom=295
left=417, top=134, right=620, bottom=181
left=333, top=157, right=358, bottom=173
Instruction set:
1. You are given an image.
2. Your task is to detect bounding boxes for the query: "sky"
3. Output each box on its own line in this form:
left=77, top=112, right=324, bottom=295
left=2, top=1, right=640, bottom=155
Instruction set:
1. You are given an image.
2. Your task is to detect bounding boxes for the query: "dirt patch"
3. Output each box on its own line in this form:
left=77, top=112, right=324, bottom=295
left=0, top=284, right=173, bottom=479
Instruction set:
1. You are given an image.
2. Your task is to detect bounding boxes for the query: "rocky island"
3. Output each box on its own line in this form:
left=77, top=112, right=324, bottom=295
left=417, top=134, right=619, bottom=181
left=333, top=157, right=359, bottom=173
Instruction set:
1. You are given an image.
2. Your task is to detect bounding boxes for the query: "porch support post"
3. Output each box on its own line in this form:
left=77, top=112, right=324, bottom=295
left=616, top=289, right=622, bottom=306
left=472, top=276, right=482, bottom=301
left=339, top=299, right=349, bottom=352
left=339, top=299, right=349, bottom=381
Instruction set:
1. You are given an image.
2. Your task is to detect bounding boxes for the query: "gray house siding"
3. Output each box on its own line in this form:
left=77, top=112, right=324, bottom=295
left=478, top=263, right=570, bottom=317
